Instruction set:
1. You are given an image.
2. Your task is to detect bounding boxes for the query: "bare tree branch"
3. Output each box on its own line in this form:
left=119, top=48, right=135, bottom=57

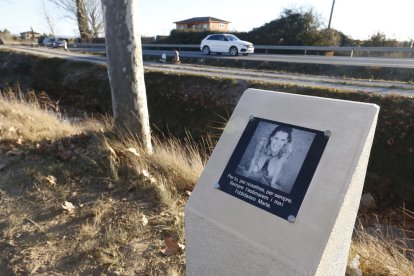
left=41, top=0, right=56, bottom=36
left=85, top=0, right=103, bottom=37
left=48, top=0, right=77, bottom=20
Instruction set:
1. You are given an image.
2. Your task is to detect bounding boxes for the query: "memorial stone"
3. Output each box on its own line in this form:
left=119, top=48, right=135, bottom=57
left=185, top=88, right=379, bottom=275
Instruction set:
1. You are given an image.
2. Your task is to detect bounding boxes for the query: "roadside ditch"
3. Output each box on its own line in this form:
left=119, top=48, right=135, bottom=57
left=0, top=49, right=413, bottom=208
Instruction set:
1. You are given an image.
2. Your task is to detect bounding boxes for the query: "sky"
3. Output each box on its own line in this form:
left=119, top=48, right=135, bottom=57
left=0, top=0, right=412, bottom=41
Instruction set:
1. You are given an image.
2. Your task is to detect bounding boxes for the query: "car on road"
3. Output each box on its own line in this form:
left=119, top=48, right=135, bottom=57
left=200, top=34, right=254, bottom=56
left=52, top=39, right=66, bottom=48
left=41, top=37, right=56, bottom=47
left=42, top=37, right=67, bottom=48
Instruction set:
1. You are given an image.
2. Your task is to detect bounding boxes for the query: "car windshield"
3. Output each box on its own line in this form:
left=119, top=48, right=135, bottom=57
left=226, top=35, right=240, bottom=41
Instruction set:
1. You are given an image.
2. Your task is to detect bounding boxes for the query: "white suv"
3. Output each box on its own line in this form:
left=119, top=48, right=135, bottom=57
left=200, top=34, right=254, bottom=56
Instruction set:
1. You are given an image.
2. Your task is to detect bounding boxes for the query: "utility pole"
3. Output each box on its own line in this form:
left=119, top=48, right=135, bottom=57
left=328, top=0, right=336, bottom=29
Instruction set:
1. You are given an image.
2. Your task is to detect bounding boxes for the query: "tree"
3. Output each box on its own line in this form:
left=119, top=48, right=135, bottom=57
left=363, top=32, right=399, bottom=47
left=0, top=29, right=12, bottom=39
left=312, top=28, right=342, bottom=46
left=246, top=8, right=321, bottom=45
left=102, top=0, right=153, bottom=153
left=84, top=0, right=102, bottom=37
left=48, top=0, right=103, bottom=38
left=338, top=32, right=356, bottom=47
left=75, top=0, right=92, bottom=39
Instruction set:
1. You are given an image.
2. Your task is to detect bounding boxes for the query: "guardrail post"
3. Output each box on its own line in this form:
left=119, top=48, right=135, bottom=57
left=350, top=50, right=353, bottom=57
left=304, top=49, right=307, bottom=55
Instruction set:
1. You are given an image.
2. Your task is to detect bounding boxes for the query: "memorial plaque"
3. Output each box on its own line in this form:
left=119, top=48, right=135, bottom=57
left=185, top=89, right=379, bottom=276
left=217, top=117, right=329, bottom=221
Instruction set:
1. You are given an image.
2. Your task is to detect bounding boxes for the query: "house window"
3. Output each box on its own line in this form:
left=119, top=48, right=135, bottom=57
left=220, top=24, right=224, bottom=28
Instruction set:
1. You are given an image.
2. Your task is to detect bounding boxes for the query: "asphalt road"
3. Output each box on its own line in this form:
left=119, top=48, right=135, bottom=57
left=2, top=45, right=414, bottom=97
left=68, top=47, right=414, bottom=69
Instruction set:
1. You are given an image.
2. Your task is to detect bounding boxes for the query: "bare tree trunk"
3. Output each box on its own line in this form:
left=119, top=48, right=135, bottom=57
left=102, top=0, right=153, bottom=153
left=76, top=0, right=92, bottom=39
left=48, top=0, right=102, bottom=38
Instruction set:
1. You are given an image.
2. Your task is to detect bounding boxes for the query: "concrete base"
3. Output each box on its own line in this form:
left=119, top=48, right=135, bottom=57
left=185, top=89, right=379, bottom=275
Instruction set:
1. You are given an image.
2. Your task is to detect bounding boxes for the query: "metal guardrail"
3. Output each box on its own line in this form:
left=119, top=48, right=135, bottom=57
left=71, top=43, right=414, bottom=57
left=254, top=45, right=414, bottom=57
left=70, top=43, right=106, bottom=48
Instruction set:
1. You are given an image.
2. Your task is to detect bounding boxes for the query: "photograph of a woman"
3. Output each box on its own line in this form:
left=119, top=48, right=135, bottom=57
left=247, top=125, right=293, bottom=190
left=236, top=121, right=316, bottom=194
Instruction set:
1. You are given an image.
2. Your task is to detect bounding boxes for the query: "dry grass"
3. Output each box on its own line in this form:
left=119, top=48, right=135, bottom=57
left=0, top=93, right=199, bottom=274
left=0, top=98, right=77, bottom=142
left=0, top=86, right=105, bottom=142
left=0, top=93, right=413, bottom=275
left=100, top=130, right=208, bottom=239
left=348, top=224, right=414, bottom=275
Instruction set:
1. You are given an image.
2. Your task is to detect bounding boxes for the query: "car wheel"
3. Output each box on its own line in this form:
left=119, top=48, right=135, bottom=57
left=202, top=46, right=210, bottom=55
left=229, top=46, right=238, bottom=56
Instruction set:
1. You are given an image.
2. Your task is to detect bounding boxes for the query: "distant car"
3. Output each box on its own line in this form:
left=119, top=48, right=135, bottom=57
left=41, top=37, right=56, bottom=47
left=52, top=39, right=66, bottom=48
left=41, top=37, right=66, bottom=48
left=200, top=34, right=254, bottom=56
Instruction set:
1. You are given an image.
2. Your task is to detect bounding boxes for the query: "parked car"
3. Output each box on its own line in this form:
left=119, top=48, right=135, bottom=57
left=200, top=34, right=254, bottom=56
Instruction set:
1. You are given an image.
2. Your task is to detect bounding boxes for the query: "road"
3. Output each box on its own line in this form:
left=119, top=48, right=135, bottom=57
left=68, top=47, right=414, bottom=69
left=1, top=45, right=414, bottom=97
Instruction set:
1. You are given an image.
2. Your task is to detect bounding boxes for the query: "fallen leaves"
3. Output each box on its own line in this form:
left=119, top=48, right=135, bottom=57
left=45, top=175, right=57, bottom=186
left=386, top=137, right=395, bottom=146
left=162, top=237, right=185, bottom=256
left=8, top=126, right=17, bottom=134
left=141, top=215, right=148, bottom=226
left=141, top=169, right=156, bottom=184
left=61, top=201, right=76, bottom=214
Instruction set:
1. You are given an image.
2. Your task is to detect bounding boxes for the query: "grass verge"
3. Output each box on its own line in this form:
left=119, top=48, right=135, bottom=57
left=0, top=90, right=413, bottom=275
left=0, top=92, right=199, bottom=274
